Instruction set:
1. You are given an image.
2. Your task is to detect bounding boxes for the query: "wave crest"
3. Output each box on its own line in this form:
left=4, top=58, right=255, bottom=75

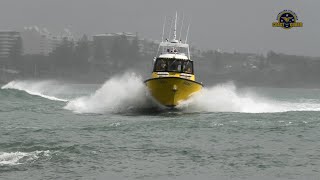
left=1, top=80, right=68, bottom=102
left=0, top=150, right=51, bottom=166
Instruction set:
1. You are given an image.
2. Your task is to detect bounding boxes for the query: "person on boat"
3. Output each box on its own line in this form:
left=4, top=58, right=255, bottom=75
left=161, top=62, right=167, bottom=71
left=168, top=60, right=182, bottom=72
left=186, top=67, right=192, bottom=73
left=156, top=59, right=167, bottom=71
left=183, top=61, right=192, bottom=73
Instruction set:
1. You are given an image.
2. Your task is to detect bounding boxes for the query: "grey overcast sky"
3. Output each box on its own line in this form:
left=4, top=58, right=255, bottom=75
left=1, top=0, right=319, bottom=56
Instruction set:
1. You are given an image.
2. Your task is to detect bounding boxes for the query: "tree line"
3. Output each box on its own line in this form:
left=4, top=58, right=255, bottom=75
left=5, top=33, right=149, bottom=82
left=195, top=50, right=320, bottom=87
left=3, top=33, right=320, bottom=87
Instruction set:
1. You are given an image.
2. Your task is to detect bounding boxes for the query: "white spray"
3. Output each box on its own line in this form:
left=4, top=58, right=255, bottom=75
left=64, top=73, right=153, bottom=113
left=3, top=76, right=320, bottom=114
left=178, top=82, right=320, bottom=113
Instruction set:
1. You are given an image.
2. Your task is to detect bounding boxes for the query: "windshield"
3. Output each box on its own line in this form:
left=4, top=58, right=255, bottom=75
left=168, top=59, right=182, bottom=72
left=154, top=58, right=193, bottom=74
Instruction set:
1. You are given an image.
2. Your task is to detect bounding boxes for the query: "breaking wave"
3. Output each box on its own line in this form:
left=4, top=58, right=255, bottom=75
left=0, top=150, right=51, bottom=166
left=1, top=80, right=68, bottom=102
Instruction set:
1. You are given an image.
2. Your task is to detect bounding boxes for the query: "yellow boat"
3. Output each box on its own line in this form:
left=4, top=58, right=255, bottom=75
left=145, top=13, right=203, bottom=107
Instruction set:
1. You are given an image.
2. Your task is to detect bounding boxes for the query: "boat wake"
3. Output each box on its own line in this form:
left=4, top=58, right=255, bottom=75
left=178, top=83, right=281, bottom=113
left=1, top=80, right=68, bottom=102
left=64, top=73, right=157, bottom=114
left=65, top=75, right=320, bottom=114
left=179, top=82, right=320, bottom=113
left=2, top=75, right=320, bottom=114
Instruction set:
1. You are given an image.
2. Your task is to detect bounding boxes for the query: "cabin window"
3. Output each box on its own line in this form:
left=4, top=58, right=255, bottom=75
left=154, top=59, right=167, bottom=71
left=183, top=61, right=193, bottom=74
left=153, top=58, right=194, bottom=74
left=168, top=60, right=182, bottom=72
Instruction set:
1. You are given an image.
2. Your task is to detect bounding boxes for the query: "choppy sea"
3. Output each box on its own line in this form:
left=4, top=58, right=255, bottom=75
left=0, top=73, right=319, bottom=179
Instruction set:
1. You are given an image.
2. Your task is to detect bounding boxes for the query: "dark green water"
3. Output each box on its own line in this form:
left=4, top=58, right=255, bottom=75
left=1, top=77, right=320, bottom=179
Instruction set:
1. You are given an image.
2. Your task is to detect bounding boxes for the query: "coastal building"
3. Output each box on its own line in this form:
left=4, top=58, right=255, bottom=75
left=0, top=31, right=21, bottom=60
left=138, top=38, right=158, bottom=56
left=21, top=26, right=74, bottom=56
left=0, top=31, right=21, bottom=82
left=92, top=32, right=158, bottom=61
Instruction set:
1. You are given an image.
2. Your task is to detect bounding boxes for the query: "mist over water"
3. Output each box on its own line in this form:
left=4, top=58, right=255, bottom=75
left=2, top=73, right=320, bottom=114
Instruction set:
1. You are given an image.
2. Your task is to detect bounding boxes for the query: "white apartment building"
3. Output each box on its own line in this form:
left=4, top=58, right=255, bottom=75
left=0, top=31, right=21, bottom=59
left=21, top=26, right=74, bottom=56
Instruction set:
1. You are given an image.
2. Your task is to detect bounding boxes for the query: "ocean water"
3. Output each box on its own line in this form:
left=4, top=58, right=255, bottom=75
left=0, top=73, right=320, bottom=180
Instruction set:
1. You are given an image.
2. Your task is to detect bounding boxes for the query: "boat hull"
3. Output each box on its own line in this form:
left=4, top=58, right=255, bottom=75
left=144, top=77, right=203, bottom=107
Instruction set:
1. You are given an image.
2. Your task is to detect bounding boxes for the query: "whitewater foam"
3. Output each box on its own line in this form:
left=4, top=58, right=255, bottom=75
left=1, top=80, right=68, bottom=102
left=178, top=82, right=320, bottom=113
left=0, top=150, right=51, bottom=166
left=3, top=76, right=320, bottom=114
left=65, top=74, right=320, bottom=114
left=65, top=73, right=155, bottom=113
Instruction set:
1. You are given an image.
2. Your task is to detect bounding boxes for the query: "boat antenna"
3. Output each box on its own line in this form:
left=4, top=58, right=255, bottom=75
left=156, top=16, right=167, bottom=57
left=161, top=16, right=166, bottom=42
left=168, top=17, right=174, bottom=40
left=178, top=13, right=184, bottom=41
left=185, top=23, right=190, bottom=43
left=173, top=11, right=178, bottom=41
